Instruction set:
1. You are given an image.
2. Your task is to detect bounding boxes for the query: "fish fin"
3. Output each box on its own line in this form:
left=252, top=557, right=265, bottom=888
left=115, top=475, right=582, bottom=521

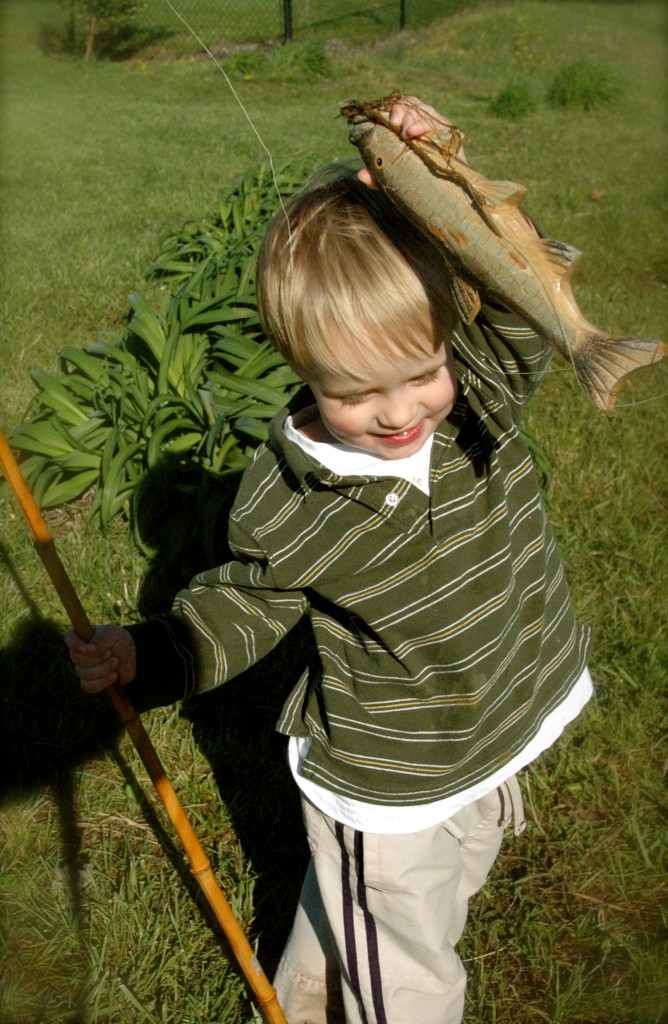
left=573, top=335, right=668, bottom=413
left=538, top=238, right=583, bottom=274
left=450, top=275, right=481, bottom=324
left=469, top=177, right=526, bottom=209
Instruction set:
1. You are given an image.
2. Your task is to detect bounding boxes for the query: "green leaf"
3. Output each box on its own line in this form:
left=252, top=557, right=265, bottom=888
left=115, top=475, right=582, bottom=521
left=141, top=393, right=201, bottom=431
left=88, top=340, right=143, bottom=369
left=35, top=467, right=99, bottom=509
left=127, top=292, right=168, bottom=363
left=11, top=422, right=72, bottom=458
left=99, top=441, right=143, bottom=530
left=147, top=418, right=204, bottom=468
left=233, top=417, right=276, bottom=440
left=205, top=366, right=297, bottom=405
left=59, top=450, right=101, bottom=472
left=60, top=346, right=109, bottom=381
left=30, top=369, right=90, bottom=426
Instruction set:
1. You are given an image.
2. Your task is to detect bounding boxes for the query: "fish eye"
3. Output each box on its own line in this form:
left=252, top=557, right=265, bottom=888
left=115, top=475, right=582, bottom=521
left=375, top=157, right=383, bottom=167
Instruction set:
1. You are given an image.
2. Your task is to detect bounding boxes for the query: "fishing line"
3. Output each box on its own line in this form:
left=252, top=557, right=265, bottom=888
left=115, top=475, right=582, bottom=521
left=610, top=385, right=668, bottom=410
left=161, top=0, right=292, bottom=237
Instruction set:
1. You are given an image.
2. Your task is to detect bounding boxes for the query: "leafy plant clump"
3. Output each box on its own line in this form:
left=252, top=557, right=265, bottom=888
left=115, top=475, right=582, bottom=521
left=490, top=79, right=538, bottom=120
left=224, top=39, right=331, bottom=83
left=10, top=162, right=315, bottom=531
left=546, top=59, right=623, bottom=112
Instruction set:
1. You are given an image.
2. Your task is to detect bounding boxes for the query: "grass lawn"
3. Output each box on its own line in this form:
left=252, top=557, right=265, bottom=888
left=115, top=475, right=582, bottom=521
left=1, top=2, right=667, bottom=1022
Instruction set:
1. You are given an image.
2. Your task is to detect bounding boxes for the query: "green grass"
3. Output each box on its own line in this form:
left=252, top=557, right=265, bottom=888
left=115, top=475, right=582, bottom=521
left=1, top=2, right=667, bottom=1022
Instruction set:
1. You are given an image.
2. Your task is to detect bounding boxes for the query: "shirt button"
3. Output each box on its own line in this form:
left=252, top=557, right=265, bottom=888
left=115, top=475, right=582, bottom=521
left=385, top=492, right=400, bottom=507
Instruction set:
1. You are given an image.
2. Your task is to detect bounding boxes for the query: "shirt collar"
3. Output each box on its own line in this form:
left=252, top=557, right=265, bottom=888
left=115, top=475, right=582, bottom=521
left=269, top=385, right=470, bottom=491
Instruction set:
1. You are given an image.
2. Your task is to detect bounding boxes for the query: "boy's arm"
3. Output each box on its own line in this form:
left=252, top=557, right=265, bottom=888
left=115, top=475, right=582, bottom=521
left=456, top=304, right=552, bottom=411
left=67, top=549, right=310, bottom=711
left=170, top=546, right=310, bottom=700
left=67, top=444, right=311, bottom=709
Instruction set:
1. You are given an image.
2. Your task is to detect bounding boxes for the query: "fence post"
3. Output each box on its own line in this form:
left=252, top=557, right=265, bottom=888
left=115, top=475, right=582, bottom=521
left=399, top=0, right=405, bottom=30
left=283, top=0, right=293, bottom=41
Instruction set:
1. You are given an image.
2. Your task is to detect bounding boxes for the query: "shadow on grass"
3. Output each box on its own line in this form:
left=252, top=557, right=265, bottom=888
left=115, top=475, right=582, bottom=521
left=179, top=628, right=313, bottom=974
left=1, top=453, right=312, bottom=1000
left=0, top=604, right=122, bottom=1024
left=0, top=614, right=122, bottom=805
left=133, top=455, right=314, bottom=973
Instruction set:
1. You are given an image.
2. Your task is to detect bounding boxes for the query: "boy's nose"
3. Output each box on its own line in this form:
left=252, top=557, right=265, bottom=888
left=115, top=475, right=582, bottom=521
left=377, top=394, right=416, bottom=430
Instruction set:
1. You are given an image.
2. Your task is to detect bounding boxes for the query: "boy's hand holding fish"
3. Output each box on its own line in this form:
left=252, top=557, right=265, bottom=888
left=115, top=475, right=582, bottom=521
left=356, top=95, right=465, bottom=188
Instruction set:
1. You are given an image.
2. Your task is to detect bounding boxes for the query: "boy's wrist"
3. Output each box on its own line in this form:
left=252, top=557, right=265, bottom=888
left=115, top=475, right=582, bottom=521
left=124, top=615, right=196, bottom=712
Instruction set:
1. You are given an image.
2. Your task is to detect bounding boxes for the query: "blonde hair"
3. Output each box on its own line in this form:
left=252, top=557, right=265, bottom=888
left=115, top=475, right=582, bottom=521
left=256, top=166, right=457, bottom=379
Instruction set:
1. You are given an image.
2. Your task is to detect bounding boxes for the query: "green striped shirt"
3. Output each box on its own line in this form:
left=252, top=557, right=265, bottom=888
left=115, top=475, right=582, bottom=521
left=127, top=306, right=591, bottom=806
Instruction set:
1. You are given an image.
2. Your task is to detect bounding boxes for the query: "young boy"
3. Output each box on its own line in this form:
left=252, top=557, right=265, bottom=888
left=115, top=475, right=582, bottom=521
left=67, top=98, right=593, bottom=1024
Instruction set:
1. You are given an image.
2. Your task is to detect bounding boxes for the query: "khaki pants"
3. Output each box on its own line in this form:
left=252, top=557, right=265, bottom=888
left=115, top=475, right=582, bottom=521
left=275, top=783, right=521, bottom=1024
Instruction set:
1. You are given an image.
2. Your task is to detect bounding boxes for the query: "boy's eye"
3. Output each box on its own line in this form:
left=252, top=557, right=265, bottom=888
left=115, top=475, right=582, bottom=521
left=341, top=393, right=369, bottom=406
left=414, top=370, right=439, bottom=385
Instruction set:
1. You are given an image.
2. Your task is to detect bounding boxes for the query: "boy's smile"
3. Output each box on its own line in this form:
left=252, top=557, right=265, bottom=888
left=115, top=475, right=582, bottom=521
left=299, top=343, right=457, bottom=460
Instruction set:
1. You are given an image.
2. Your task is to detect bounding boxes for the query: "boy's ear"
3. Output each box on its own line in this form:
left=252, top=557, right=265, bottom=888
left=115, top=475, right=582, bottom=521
left=357, top=168, right=379, bottom=190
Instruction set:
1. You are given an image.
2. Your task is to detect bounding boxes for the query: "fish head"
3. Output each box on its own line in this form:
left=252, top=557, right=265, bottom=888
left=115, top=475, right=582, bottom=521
left=348, top=119, right=413, bottom=192
left=339, top=100, right=370, bottom=125
left=339, top=94, right=400, bottom=125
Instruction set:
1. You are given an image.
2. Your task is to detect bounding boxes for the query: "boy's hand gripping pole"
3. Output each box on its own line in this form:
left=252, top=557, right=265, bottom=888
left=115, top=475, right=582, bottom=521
left=0, top=431, right=287, bottom=1024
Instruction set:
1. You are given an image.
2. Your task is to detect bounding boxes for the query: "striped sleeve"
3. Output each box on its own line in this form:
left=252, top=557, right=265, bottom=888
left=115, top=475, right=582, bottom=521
left=455, top=305, right=553, bottom=411
left=169, top=519, right=310, bottom=695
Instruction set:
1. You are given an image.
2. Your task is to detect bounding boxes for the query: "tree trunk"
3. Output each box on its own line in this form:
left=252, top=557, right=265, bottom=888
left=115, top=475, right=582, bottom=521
left=83, top=13, right=96, bottom=61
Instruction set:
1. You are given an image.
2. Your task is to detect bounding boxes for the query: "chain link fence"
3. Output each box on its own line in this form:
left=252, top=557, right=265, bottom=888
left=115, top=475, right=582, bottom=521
left=135, top=1, right=449, bottom=53
left=36, top=1, right=487, bottom=60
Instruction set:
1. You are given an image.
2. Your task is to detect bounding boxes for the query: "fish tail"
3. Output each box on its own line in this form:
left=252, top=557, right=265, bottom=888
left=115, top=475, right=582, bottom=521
left=574, top=335, right=668, bottom=413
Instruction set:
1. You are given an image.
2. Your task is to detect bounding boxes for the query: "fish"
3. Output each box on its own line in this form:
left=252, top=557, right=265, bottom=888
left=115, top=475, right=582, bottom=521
left=341, top=94, right=667, bottom=413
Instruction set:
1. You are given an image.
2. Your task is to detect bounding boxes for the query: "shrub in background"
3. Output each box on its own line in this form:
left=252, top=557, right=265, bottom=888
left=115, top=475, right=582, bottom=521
left=42, top=0, right=167, bottom=60
left=489, top=13, right=539, bottom=120
left=223, top=39, right=331, bottom=82
left=490, top=79, right=538, bottom=120
left=546, top=59, right=623, bottom=111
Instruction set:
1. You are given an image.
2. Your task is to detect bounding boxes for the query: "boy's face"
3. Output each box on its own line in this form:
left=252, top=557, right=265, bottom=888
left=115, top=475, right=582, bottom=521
left=301, top=341, right=457, bottom=460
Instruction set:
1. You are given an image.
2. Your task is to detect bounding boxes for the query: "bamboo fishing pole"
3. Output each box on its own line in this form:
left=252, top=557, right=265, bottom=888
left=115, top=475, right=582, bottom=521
left=0, top=429, right=288, bottom=1024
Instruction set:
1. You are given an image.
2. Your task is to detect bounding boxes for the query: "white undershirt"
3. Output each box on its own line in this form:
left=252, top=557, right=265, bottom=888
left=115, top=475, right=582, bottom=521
left=283, top=413, right=593, bottom=834
left=284, top=411, right=434, bottom=495
left=289, top=673, right=592, bottom=833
